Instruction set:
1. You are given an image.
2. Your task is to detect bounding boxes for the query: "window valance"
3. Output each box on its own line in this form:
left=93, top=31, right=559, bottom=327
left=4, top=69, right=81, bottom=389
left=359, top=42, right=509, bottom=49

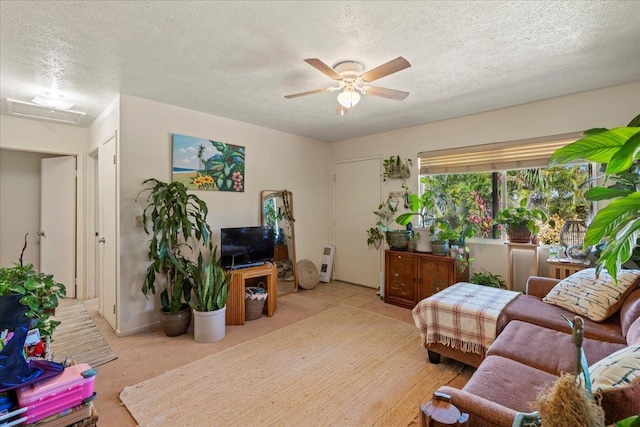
left=418, top=131, right=583, bottom=175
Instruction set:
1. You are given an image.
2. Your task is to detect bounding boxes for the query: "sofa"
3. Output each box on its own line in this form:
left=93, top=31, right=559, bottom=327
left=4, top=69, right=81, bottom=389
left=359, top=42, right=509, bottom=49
left=432, top=273, right=640, bottom=426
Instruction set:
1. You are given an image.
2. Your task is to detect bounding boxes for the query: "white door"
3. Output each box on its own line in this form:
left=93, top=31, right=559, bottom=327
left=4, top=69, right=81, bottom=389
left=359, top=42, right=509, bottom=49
left=98, top=135, right=117, bottom=330
left=41, top=156, right=76, bottom=298
left=334, top=158, right=381, bottom=288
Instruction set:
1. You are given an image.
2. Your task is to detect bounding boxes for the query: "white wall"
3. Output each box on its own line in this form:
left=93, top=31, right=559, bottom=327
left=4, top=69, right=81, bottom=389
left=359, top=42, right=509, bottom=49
left=331, top=81, right=640, bottom=292
left=0, top=150, right=58, bottom=268
left=116, top=95, right=331, bottom=335
left=0, top=115, right=88, bottom=154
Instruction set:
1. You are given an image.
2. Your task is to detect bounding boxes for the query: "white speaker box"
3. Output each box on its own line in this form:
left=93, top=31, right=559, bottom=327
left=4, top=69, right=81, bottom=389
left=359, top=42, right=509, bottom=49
left=319, top=245, right=335, bottom=282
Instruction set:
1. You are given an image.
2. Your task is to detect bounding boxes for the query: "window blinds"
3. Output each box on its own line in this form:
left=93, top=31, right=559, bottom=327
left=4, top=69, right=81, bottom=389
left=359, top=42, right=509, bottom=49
left=418, top=131, right=583, bottom=175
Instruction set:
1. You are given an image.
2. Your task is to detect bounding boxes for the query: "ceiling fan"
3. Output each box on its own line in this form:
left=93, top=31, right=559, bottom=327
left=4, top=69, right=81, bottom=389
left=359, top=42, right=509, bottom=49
left=285, top=56, right=411, bottom=115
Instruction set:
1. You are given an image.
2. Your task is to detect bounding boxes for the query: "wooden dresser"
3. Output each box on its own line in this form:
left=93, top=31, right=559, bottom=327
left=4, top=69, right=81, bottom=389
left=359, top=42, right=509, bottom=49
left=384, top=250, right=469, bottom=309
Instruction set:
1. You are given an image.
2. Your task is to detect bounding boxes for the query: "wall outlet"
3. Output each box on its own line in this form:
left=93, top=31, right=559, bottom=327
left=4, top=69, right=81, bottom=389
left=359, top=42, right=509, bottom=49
left=135, top=215, right=144, bottom=228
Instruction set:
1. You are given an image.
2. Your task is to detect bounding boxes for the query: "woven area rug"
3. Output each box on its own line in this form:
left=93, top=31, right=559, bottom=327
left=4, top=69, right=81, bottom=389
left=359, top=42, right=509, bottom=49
left=120, top=305, right=462, bottom=427
left=50, top=299, right=117, bottom=367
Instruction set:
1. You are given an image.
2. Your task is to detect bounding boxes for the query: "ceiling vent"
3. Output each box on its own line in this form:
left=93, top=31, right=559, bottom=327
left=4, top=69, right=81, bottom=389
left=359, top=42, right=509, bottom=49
left=6, top=98, right=86, bottom=124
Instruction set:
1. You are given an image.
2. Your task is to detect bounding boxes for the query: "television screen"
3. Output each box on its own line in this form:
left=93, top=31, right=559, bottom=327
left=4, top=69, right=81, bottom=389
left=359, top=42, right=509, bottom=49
left=220, top=226, right=275, bottom=269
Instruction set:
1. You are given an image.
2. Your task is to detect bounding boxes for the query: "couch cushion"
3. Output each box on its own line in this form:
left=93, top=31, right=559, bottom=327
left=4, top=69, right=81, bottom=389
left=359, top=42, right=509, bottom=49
left=587, top=344, right=640, bottom=423
left=463, top=355, right=557, bottom=413
left=620, top=288, right=640, bottom=338
left=627, top=317, right=640, bottom=346
left=487, top=321, right=625, bottom=375
left=501, top=294, right=625, bottom=344
left=542, top=268, right=640, bottom=322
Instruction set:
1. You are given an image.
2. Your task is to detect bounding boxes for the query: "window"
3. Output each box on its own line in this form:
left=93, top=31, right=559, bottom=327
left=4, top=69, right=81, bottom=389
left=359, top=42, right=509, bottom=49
left=417, top=132, right=592, bottom=244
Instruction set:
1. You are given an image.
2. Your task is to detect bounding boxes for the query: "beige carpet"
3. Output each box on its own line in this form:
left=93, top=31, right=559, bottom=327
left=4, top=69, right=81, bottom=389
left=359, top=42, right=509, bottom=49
left=50, top=300, right=117, bottom=367
left=120, top=305, right=461, bottom=427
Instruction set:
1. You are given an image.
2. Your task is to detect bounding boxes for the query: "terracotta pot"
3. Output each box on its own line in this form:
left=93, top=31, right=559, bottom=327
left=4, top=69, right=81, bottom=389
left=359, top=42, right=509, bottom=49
left=159, top=304, right=192, bottom=337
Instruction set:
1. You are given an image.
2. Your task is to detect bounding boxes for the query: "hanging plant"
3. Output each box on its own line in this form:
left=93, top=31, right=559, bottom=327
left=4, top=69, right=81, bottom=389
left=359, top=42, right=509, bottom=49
left=382, top=156, right=412, bottom=188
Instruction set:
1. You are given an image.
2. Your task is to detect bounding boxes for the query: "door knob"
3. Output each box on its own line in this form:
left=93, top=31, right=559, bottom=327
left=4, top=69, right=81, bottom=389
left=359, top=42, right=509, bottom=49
left=98, top=238, right=106, bottom=243
left=37, top=231, right=45, bottom=237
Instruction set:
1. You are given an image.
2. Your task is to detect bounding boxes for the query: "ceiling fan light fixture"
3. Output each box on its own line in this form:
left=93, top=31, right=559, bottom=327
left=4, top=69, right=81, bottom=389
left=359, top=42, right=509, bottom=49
left=337, top=90, right=360, bottom=108
left=32, top=95, right=75, bottom=111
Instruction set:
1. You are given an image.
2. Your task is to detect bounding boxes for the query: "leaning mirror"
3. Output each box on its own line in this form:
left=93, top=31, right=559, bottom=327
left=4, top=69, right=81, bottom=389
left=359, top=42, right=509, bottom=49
left=261, top=190, right=297, bottom=295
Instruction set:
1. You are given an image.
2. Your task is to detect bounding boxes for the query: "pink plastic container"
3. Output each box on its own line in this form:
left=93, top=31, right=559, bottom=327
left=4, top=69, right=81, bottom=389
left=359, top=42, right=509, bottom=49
left=15, top=363, right=97, bottom=424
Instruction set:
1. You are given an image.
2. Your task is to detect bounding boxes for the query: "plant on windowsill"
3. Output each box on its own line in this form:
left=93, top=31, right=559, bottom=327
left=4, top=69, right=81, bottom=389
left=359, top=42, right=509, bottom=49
left=494, top=199, right=548, bottom=243
left=550, top=113, right=640, bottom=282
left=137, top=178, right=213, bottom=337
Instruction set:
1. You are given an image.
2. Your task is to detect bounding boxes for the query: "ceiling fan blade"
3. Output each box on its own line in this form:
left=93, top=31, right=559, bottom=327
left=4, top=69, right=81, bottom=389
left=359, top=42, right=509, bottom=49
left=363, top=86, right=409, bottom=101
left=360, top=56, right=411, bottom=83
left=304, top=58, right=344, bottom=81
left=336, top=103, right=349, bottom=116
left=284, top=88, right=332, bottom=99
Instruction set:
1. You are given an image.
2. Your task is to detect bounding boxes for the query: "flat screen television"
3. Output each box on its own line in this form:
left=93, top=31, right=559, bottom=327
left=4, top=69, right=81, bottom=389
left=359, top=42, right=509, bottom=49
left=220, top=226, right=275, bottom=270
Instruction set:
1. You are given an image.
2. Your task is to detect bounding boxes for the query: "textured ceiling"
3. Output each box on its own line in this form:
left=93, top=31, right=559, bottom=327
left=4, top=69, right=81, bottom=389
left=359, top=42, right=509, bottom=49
left=1, top=1, right=639, bottom=142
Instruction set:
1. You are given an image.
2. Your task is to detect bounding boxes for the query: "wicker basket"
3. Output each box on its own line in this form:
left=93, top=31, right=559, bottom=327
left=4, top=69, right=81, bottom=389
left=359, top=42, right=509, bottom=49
left=245, top=283, right=268, bottom=321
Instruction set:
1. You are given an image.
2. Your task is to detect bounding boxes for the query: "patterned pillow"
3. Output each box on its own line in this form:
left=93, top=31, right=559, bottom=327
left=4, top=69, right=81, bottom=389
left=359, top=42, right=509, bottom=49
left=543, top=268, right=640, bottom=322
left=588, top=344, right=640, bottom=392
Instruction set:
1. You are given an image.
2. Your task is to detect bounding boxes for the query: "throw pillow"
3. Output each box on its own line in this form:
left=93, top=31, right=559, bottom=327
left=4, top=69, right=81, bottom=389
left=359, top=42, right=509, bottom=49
left=588, top=344, right=640, bottom=393
left=542, top=268, right=640, bottom=322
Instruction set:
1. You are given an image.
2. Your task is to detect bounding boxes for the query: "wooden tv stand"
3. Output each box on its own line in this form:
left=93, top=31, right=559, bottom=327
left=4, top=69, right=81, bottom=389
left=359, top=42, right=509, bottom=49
left=226, top=263, right=277, bottom=325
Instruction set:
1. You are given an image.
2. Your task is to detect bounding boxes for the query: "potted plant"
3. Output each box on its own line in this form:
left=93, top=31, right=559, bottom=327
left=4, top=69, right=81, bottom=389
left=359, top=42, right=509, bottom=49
left=366, top=227, right=385, bottom=250
left=396, top=191, right=436, bottom=252
left=429, top=221, right=458, bottom=256
left=494, top=199, right=547, bottom=243
left=550, top=113, right=639, bottom=282
left=367, top=196, right=413, bottom=251
left=138, top=178, right=213, bottom=337
left=382, top=155, right=412, bottom=182
left=0, top=262, right=66, bottom=340
left=469, top=271, right=507, bottom=289
left=188, top=248, right=230, bottom=343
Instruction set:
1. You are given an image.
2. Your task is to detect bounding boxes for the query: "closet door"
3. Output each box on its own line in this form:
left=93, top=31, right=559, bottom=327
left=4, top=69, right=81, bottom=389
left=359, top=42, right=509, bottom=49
left=334, top=158, right=381, bottom=288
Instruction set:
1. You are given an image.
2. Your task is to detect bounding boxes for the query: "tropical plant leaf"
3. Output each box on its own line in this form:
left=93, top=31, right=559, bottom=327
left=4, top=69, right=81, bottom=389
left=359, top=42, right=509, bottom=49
left=628, top=113, right=640, bottom=127
left=606, top=131, right=640, bottom=175
left=584, top=187, right=633, bottom=201
left=584, top=192, right=640, bottom=248
left=550, top=127, right=639, bottom=165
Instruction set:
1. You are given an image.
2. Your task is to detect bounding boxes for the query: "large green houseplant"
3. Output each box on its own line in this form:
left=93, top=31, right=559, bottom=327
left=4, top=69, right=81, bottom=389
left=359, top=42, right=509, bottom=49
left=138, top=178, right=213, bottom=336
left=550, top=113, right=640, bottom=282
left=494, top=199, right=547, bottom=243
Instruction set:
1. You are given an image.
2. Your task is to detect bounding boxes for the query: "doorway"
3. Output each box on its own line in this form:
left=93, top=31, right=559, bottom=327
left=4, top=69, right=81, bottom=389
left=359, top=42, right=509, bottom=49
left=0, top=149, right=79, bottom=297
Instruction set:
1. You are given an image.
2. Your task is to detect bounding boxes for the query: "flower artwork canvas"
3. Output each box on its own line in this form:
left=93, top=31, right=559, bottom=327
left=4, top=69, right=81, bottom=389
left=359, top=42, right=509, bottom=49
left=172, top=133, right=245, bottom=192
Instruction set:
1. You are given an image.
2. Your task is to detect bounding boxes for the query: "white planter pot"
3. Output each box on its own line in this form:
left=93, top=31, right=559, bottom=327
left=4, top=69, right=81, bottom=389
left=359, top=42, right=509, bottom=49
left=193, top=306, right=226, bottom=343
left=413, top=227, right=432, bottom=253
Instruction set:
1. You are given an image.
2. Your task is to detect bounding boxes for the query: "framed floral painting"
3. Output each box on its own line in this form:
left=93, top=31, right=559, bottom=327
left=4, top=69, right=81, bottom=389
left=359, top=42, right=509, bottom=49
left=172, top=133, right=245, bottom=192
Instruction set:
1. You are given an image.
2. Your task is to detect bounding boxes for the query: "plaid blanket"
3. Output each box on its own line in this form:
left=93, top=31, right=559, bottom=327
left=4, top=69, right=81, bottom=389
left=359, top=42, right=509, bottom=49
left=412, top=282, right=520, bottom=356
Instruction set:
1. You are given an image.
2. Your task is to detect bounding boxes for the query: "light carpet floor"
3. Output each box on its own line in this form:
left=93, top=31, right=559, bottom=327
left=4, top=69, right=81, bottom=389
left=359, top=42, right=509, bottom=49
left=50, top=300, right=117, bottom=367
left=120, top=305, right=461, bottom=427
